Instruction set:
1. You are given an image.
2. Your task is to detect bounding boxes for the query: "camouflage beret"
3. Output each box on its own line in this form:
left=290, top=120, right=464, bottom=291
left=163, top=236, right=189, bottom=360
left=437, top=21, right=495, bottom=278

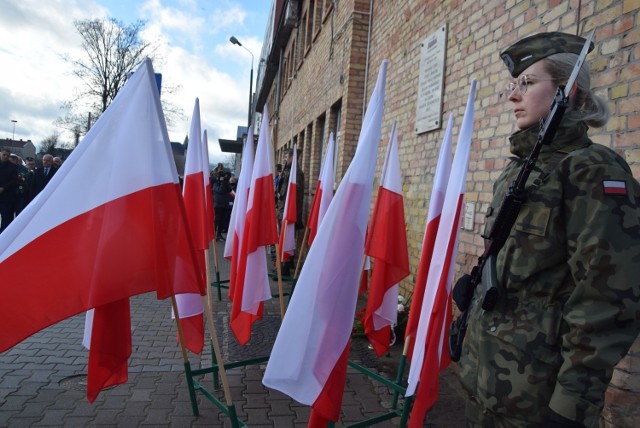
left=500, top=32, right=594, bottom=77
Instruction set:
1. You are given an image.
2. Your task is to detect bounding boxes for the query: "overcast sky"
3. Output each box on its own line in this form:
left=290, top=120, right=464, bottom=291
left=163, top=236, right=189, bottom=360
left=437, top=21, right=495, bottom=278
left=0, top=0, right=271, bottom=163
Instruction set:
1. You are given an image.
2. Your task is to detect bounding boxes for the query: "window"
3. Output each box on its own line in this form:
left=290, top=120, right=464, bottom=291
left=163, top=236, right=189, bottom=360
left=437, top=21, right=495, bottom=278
left=289, top=41, right=296, bottom=80
left=316, top=114, right=326, bottom=163
left=323, top=0, right=334, bottom=22
left=298, top=13, right=307, bottom=64
left=313, top=0, right=323, bottom=37
left=306, top=2, right=314, bottom=50
left=330, top=99, right=342, bottom=181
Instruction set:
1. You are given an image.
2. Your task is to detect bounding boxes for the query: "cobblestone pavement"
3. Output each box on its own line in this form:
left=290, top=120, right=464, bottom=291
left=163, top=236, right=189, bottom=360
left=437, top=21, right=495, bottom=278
left=0, top=241, right=466, bottom=427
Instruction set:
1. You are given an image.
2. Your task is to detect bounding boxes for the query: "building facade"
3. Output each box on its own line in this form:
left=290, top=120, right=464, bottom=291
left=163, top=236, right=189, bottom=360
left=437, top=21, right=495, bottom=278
left=255, top=1, right=640, bottom=425
left=0, top=139, right=36, bottom=160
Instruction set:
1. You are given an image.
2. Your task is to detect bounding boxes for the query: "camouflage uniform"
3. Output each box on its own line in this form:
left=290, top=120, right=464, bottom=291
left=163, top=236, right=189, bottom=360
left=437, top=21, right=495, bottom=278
left=459, top=115, right=640, bottom=427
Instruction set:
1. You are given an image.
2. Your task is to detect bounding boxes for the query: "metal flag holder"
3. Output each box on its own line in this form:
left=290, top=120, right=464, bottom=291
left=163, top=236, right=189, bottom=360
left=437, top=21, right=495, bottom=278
left=180, top=237, right=417, bottom=427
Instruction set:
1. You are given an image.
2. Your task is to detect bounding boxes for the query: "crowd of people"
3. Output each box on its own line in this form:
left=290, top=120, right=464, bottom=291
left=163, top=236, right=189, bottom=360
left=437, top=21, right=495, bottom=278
left=0, top=150, right=60, bottom=233
left=0, top=153, right=240, bottom=240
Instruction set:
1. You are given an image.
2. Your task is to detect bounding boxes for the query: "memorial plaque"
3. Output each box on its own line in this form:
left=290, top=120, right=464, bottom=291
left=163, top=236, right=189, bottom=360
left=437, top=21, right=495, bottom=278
left=415, top=25, right=447, bottom=134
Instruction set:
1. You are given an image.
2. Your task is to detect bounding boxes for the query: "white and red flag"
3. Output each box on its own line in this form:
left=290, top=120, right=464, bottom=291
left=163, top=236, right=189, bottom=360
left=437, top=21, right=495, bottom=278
left=403, top=112, right=454, bottom=360
left=230, top=106, right=278, bottom=345
left=0, top=58, right=204, bottom=402
left=278, top=144, right=298, bottom=262
left=363, top=122, right=409, bottom=356
left=172, top=98, right=209, bottom=355
left=224, top=127, right=255, bottom=300
left=263, top=60, right=388, bottom=427
left=407, top=80, right=476, bottom=427
left=202, top=130, right=215, bottom=242
left=306, top=133, right=335, bottom=246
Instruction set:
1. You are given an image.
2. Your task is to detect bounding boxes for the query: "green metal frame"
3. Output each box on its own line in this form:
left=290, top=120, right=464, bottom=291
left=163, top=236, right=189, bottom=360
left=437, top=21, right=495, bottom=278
left=213, top=270, right=229, bottom=301
left=184, top=272, right=413, bottom=426
left=345, top=356, right=414, bottom=427
left=185, top=344, right=270, bottom=427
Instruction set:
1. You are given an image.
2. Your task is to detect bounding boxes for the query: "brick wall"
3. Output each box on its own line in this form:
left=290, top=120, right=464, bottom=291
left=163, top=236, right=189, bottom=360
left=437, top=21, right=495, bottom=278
left=262, top=0, right=640, bottom=424
left=363, top=0, right=640, bottom=426
left=270, top=0, right=370, bottom=212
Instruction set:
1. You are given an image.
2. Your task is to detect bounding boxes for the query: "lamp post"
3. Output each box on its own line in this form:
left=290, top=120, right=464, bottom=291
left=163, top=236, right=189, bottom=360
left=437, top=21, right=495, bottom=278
left=229, top=36, right=254, bottom=128
left=11, top=120, right=17, bottom=140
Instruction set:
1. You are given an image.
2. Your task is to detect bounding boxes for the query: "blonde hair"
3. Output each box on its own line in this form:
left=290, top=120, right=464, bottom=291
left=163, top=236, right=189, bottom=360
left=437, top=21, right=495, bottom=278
left=542, top=53, right=609, bottom=127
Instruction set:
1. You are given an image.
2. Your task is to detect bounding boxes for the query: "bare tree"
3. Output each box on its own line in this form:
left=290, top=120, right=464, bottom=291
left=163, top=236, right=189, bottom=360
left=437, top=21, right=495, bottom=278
left=72, top=18, right=153, bottom=113
left=39, top=133, right=61, bottom=154
left=57, top=18, right=184, bottom=136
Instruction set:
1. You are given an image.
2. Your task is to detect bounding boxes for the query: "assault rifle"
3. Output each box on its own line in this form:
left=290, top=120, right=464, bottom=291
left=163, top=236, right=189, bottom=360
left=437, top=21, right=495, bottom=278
left=449, top=31, right=594, bottom=362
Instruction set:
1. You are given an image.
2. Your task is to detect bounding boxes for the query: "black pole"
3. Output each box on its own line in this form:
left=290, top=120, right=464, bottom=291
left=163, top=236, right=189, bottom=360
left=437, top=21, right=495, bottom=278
left=248, top=65, right=253, bottom=127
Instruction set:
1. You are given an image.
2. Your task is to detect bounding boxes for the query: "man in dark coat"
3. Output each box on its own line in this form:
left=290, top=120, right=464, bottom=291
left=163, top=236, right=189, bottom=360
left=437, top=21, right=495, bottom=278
left=0, top=149, right=19, bottom=233
left=33, top=154, right=56, bottom=197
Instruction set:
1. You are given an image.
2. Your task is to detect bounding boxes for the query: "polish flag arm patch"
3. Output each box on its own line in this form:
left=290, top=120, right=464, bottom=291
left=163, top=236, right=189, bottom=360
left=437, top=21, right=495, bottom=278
left=602, top=180, right=627, bottom=195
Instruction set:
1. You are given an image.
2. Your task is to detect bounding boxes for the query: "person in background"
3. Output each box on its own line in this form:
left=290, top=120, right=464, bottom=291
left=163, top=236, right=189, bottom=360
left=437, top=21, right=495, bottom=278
left=23, top=157, right=36, bottom=206
left=33, top=154, right=56, bottom=197
left=213, top=169, right=232, bottom=241
left=212, top=162, right=224, bottom=176
left=455, top=32, right=640, bottom=427
left=8, top=154, right=28, bottom=215
left=0, top=149, right=18, bottom=233
left=274, top=163, right=282, bottom=201
left=25, top=157, right=36, bottom=172
left=52, top=157, right=62, bottom=168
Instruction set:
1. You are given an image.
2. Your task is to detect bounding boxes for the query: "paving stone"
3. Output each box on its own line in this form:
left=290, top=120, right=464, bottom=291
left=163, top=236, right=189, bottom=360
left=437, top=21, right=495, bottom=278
left=57, top=416, right=96, bottom=427
left=142, top=407, right=171, bottom=424
left=129, top=388, right=155, bottom=402
left=267, top=399, right=294, bottom=416
left=36, top=408, right=73, bottom=425
left=92, top=409, right=123, bottom=424
left=3, top=416, right=42, bottom=427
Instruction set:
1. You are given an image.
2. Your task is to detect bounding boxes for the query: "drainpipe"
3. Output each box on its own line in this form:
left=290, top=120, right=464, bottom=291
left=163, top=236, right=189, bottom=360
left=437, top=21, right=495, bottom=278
left=362, top=0, right=374, bottom=118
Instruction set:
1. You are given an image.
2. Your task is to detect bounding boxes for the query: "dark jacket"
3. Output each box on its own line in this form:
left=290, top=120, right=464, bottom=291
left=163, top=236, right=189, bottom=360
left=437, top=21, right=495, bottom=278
left=0, top=161, right=18, bottom=202
left=213, top=179, right=232, bottom=208
left=33, top=166, right=56, bottom=196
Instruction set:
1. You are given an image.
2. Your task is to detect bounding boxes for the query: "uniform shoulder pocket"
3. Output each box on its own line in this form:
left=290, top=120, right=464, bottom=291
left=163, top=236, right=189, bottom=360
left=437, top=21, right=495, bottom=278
left=514, top=204, right=551, bottom=237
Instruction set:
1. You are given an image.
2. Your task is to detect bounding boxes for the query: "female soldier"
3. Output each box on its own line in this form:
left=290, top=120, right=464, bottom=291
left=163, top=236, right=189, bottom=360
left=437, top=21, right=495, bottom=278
left=458, top=32, right=640, bottom=427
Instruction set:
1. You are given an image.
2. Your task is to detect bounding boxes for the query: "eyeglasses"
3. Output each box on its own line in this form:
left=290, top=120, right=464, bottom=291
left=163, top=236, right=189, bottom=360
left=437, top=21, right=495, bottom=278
left=506, top=75, right=561, bottom=95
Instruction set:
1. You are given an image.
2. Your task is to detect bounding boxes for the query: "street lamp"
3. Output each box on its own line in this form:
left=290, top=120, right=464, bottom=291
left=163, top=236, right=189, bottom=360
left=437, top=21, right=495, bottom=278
left=11, top=120, right=17, bottom=140
left=229, top=36, right=254, bottom=127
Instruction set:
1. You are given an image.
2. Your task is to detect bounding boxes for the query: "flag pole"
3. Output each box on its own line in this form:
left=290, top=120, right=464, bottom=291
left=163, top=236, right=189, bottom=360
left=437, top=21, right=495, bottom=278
left=293, top=225, right=310, bottom=279
left=279, top=223, right=287, bottom=265
left=211, top=225, right=220, bottom=273
left=359, top=254, right=369, bottom=295
left=170, top=297, right=190, bottom=364
left=274, top=243, right=285, bottom=319
left=201, top=245, right=235, bottom=408
left=170, top=295, right=201, bottom=415
left=201, top=296, right=234, bottom=405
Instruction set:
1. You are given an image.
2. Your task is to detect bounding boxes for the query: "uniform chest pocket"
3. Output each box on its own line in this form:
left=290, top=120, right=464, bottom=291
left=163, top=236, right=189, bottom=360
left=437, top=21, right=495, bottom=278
left=514, top=204, right=551, bottom=237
